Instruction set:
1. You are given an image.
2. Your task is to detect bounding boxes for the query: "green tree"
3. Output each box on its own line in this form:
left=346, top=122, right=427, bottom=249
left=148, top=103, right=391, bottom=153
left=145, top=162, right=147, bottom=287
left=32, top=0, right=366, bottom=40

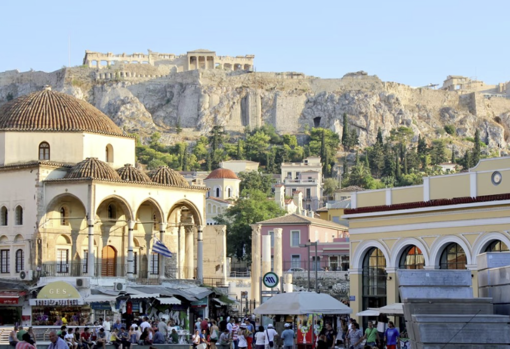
left=444, top=125, right=456, bottom=136
left=236, top=139, right=244, bottom=160
left=209, top=126, right=226, bottom=152
left=342, top=163, right=379, bottom=189
left=430, top=140, right=447, bottom=165
left=376, top=127, right=383, bottom=145
left=473, top=129, right=481, bottom=166
left=205, top=152, right=212, bottom=171
left=349, top=129, right=359, bottom=148
left=369, top=144, right=385, bottom=178
left=323, top=178, right=340, bottom=199
left=417, top=134, right=428, bottom=157
left=245, top=131, right=270, bottom=162
left=238, top=171, right=274, bottom=195
left=342, top=114, right=350, bottom=147
left=389, top=127, right=414, bottom=145
left=147, top=159, right=166, bottom=170
left=216, top=189, right=286, bottom=260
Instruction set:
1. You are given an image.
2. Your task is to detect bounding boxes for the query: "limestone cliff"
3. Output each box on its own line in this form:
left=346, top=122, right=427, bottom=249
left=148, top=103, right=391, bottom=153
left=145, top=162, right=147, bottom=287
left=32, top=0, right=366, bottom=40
left=1, top=66, right=510, bottom=153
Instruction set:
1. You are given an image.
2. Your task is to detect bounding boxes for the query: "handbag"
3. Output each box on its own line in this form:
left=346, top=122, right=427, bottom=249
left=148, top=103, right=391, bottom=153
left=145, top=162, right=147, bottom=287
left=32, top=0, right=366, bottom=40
left=266, top=330, right=274, bottom=348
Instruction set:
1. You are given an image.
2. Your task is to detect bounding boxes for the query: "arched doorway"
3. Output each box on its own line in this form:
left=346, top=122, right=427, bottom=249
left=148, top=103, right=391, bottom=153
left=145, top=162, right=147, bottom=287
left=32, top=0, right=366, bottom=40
left=440, top=243, right=467, bottom=269
left=102, top=245, right=117, bottom=276
left=362, top=248, right=387, bottom=310
left=399, top=246, right=425, bottom=269
left=485, top=240, right=509, bottom=252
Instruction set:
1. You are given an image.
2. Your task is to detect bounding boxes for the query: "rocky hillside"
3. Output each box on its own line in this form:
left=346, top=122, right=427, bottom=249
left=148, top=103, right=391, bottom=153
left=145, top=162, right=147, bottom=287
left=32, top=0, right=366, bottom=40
left=1, top=66, right=510, bottom=154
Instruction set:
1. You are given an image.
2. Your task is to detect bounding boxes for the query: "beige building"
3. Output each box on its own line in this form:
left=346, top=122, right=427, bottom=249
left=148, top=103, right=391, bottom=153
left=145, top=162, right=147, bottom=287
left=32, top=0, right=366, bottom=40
left=0, top=87, right=230, bottom=324
left=219, top=160, right=259, bottom=173
left=441, top=75, right=510, bottom=97
left=344, top=157, right=510, bottom=320
left=280, top=156, right=323, bottom=211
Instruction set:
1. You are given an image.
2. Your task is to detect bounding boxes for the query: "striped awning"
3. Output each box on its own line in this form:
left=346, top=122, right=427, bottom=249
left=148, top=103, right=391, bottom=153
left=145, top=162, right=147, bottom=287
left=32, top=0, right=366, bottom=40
left=157, top=297, right=181, bottom=305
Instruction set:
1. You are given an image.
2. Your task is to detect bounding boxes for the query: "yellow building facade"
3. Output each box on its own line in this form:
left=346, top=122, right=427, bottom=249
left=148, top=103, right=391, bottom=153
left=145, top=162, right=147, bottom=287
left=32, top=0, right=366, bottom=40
left=343, top=157, right=510, bottom=320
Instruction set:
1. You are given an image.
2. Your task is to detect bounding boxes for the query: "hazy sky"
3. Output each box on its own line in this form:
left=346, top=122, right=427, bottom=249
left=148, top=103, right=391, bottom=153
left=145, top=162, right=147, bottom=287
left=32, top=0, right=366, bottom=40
left=1, top=0, right=508, bottom=87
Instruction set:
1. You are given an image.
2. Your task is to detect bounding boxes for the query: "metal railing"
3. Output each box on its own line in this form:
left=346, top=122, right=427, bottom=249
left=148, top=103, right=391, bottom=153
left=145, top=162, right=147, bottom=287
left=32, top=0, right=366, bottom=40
left=282, top=260, right=349, bottom=272
left=40, top=262, right=167, bottom=279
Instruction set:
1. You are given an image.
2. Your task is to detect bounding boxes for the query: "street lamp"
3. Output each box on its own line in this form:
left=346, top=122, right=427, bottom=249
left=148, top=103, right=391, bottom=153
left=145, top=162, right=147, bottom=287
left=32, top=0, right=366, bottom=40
left=299, top=241, right=318, bottom=292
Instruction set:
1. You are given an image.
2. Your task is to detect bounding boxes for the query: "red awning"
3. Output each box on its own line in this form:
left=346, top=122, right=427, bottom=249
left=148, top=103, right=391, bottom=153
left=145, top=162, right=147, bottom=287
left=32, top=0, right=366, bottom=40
left=0, top=291, right=26, bottom=305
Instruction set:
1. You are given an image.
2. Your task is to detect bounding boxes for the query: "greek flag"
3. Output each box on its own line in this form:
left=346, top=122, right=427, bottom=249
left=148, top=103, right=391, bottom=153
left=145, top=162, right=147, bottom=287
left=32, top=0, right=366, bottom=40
left=152, top=239, right=173, bottom=258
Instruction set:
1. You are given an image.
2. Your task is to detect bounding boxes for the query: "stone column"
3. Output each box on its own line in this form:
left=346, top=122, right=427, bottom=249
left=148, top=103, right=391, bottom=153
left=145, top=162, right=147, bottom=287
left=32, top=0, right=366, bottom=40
left=261, top=235, right=271, bottom=290
left=185, top=226, right=194, bottom=279
left=273, top=228, right=283, bottom=280
left=467, top=264, right=479, bottom=297
left=284, top=273, right=293, bottom=293
left=348, top=268, right=363, bottom=322
left=178, top=225, right=185, bottom=279
left=385, top=267, right=397, bottom=304
left=197, top=225, right=204, bottom=284
left=159, top=222, right=167, bottom=279
left=87, top=218, right=95, bottom=276
left=127, top=220, right=135, bottom=279
left=250, top=224, right=261, bottom=305
left=215, top=225, right=227, bottom=285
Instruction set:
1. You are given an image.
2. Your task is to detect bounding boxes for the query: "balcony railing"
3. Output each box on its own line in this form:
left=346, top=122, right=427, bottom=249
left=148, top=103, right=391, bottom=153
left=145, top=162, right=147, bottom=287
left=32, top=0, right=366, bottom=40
left=40, top=262, right=176, bottom=280
left=284, top=178, right=318, bottom=184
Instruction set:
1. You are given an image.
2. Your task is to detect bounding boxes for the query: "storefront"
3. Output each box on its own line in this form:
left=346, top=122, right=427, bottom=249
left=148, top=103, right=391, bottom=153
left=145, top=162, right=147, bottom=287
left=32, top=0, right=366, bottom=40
left=0, top=291, right=27, bottom=325
left=30, top=281, right=90, bottom=325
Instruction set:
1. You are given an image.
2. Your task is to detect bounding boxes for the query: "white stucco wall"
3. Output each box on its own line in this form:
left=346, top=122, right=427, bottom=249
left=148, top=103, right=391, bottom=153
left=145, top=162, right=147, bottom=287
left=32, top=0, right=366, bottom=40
left=0, top=132, right=135, bottom=168
left=0, top=168, right=39, bottom=277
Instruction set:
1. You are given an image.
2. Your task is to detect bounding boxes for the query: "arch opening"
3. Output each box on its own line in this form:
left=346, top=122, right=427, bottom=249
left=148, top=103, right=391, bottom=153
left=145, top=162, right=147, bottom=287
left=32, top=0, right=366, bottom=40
left=440, top=243, right=467, bottom=270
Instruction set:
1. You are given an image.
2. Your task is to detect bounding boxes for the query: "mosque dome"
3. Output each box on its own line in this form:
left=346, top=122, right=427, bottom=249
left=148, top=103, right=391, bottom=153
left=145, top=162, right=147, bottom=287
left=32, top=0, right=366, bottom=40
left=0, top=87, right=125, bottom=136
left=150, top=166, right=190, bottom=187
left=117, top=164, right=151, bottom=183
left=64, top=158, right=122, bottom=181
left=205, top=168, right=239, bottom=180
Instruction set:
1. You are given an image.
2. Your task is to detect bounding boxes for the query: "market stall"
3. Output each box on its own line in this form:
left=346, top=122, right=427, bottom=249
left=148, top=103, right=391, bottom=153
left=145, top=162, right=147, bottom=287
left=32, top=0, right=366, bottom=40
left=254, top=292, right=352, bottom=349
left=30, top=281, right=89, bottom=325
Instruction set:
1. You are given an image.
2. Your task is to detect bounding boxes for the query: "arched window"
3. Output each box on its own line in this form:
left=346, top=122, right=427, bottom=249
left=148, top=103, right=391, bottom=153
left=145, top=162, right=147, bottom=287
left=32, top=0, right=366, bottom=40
left=107, top=204, right=116, bottom=220
left=399, top=246, right=424, bottom=269
left=227, top=187, right=232, bottom=198
left=362, top=248, right=387, bottom=311
left=14, top=206, right=23, bottom=225
left=440, top=243, right=467, bottom=270
left=15, top=249, right=24, bottom=273
left=215, top=187, right=221, bottom=198
left=60, top=207, right=68, bottom=225
left=39, top=142, right=50, bottom=160
left=0, top=207, right=7, bottom=226
left=485, top=240, right=510, bottom=252
left=105, top=144, right=114, bottom=163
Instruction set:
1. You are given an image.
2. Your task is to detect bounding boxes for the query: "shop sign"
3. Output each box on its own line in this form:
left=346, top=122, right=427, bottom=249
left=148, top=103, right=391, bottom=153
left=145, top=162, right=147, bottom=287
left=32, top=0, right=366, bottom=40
left=131, top=301, right=140, bottom=312
left=91, top=302, right=111, bottom=310
left=191, top=297, right=208, bottom=308
left=0, top=297, right=19, bottom=305
left=30, top=299, right=83, bottom=306
left=36, top=281, right=82, bottom=300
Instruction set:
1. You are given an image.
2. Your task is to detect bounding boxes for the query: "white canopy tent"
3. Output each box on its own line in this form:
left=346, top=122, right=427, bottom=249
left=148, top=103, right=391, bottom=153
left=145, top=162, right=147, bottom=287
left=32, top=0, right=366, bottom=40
left=356, top=309, right=380, bottom=317
left=369, top=303, right=404, bottom=315
left=253, top=292, right=353, bottom=315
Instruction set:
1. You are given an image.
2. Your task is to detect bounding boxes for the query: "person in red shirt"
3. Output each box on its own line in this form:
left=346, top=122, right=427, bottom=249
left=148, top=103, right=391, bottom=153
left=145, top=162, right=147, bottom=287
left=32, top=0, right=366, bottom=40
left=81, top=327, right=93, bottom=349
left=201, top=318, right=209, bottom=335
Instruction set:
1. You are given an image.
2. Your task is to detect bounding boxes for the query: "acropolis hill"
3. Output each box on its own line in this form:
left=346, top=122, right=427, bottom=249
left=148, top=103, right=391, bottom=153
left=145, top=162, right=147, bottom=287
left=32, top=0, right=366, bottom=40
left=1, top=49, right=510, bottom=154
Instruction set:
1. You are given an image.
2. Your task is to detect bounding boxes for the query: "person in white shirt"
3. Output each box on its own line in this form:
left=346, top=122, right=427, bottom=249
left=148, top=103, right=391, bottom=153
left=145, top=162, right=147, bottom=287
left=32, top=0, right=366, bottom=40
left=254, top=326, right=266, bottom=349
left=264, top=324, right=278, bottom=349
left=140, top=317, right=151, bottom=332
left=102, top=318, right=111, bottom=340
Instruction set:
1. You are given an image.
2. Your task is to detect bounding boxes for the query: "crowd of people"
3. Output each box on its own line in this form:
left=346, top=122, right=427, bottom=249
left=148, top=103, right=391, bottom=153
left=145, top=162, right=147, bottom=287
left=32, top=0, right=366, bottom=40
left=8, top=314, right=402, bottom=349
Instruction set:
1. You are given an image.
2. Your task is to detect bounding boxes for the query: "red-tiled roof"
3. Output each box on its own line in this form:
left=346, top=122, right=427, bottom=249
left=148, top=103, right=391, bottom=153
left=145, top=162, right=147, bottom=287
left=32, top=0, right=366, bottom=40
left=205, top=168, right=239, bottom=180
left=345, top=193, right=510, bottom=215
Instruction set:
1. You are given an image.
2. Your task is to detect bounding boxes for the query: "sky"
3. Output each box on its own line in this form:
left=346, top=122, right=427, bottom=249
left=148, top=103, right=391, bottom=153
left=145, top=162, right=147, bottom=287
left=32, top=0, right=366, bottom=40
left=1, top=0, right=509, bottom=87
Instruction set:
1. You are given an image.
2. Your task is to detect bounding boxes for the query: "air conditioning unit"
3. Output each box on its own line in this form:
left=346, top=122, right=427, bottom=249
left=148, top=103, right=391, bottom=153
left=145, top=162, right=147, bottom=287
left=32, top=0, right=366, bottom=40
left=76, top=278, right=90, bottom=288
left=114, top=282, right=126, bottom=292
left=19, top=270, right=33, bottom=281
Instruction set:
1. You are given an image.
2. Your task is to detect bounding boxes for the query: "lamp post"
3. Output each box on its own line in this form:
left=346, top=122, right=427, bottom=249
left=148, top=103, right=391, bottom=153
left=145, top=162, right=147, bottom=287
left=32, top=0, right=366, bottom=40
left=299, top=241, right=319, bottom=292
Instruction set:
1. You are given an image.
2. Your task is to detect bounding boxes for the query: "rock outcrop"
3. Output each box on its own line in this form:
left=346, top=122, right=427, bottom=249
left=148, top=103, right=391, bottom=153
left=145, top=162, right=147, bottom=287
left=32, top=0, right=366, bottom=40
left=1, top=66, right=510, bottom=153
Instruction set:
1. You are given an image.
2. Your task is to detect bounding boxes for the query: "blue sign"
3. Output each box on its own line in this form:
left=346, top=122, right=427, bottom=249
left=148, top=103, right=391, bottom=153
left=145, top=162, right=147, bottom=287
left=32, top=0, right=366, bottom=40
left=349, top=295, right=355, bottom=301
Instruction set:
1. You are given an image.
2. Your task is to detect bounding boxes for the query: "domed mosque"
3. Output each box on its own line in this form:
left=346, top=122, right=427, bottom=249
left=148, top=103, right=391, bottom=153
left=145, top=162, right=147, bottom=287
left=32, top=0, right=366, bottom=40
left=0, top=87, right=221, bottom=323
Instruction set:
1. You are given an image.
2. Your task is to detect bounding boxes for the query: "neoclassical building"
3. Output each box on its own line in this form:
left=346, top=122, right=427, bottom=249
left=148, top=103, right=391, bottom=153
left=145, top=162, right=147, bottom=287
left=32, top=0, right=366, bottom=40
left=0, top=87, right=209, bottom=283
left=344, top=157, right=510, bottom=318
left=204, top=168, right=240, bottom=224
